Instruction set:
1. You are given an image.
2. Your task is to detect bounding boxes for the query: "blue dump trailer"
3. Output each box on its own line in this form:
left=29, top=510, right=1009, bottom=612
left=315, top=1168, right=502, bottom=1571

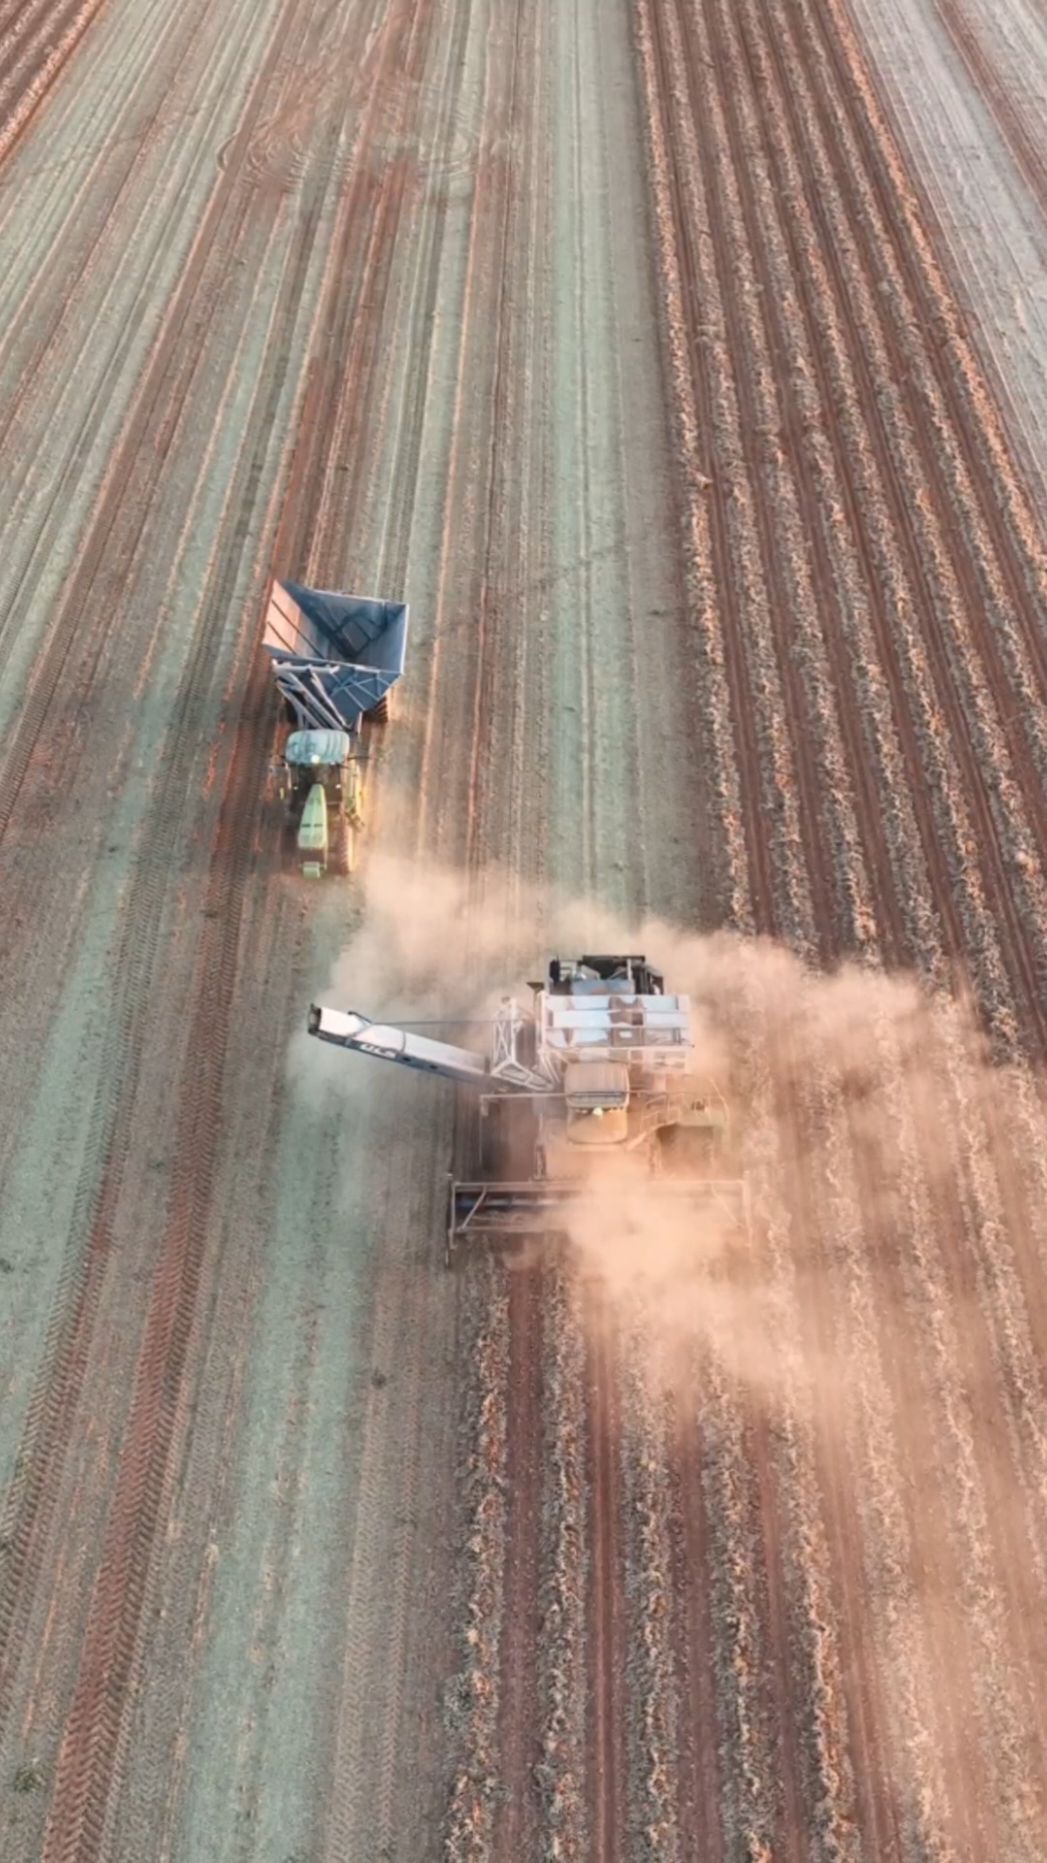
left=262, top=578, right=409, bottom=878
left=262, top=577, right=409, bottom=731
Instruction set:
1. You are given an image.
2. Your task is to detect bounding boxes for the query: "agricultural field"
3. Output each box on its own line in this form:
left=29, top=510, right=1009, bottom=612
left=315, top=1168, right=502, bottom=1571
left=1, top=0, right=1047, bottom=1858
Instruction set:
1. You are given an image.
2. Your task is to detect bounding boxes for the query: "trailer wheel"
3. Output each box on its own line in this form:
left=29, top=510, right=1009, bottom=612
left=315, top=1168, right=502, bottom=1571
left=367, top=694, right=389, bottom=724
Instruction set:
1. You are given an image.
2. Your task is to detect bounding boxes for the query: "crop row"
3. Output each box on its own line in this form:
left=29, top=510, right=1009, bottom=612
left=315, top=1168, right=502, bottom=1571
left=451, top=0, right=1047, bottom=1849
left=626, top=0, right=1047, bottom=1849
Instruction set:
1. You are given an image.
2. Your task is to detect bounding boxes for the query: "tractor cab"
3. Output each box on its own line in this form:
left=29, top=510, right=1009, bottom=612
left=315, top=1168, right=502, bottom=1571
left=277, top=729, right=358, bottom=877
left=284, top=728, right=350, bottom=792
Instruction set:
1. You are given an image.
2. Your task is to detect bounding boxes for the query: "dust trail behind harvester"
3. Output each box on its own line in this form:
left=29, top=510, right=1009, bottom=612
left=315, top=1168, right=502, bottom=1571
left=305, top=853, right=1046, bottom=1411
left=307, top=856, right=1047, bottom=1838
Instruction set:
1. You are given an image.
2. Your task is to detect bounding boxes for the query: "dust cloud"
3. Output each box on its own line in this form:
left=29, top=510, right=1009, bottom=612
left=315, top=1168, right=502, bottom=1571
left=306, top=856, right=1047, bottom=1808
left=302, top=853, right=1047, bottom=1416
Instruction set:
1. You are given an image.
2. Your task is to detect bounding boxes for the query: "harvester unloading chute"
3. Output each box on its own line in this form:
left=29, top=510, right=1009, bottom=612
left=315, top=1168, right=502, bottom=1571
left=308, top=955, right=750, bottom=1264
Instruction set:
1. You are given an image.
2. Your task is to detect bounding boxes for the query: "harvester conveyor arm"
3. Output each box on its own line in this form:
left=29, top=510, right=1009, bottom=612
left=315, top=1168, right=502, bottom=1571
left=308, top=1005, right=496, bottom=1087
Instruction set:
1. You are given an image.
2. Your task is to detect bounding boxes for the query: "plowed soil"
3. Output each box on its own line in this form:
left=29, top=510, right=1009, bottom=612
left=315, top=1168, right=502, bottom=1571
left=2, top=0, right=1047, bottom=1859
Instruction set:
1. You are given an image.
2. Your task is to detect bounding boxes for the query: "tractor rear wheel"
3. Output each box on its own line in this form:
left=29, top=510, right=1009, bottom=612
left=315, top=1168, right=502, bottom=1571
left=279, top=823, right=298, bottom=874
left=330, top=813, right=352, bottom=877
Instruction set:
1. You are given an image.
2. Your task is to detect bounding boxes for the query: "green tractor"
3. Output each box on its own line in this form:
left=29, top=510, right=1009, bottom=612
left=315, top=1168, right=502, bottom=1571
left=275, top=728, right=363, bottom=878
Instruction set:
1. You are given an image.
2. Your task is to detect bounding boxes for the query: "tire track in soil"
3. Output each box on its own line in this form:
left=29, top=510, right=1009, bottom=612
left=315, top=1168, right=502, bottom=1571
left=0, top=0, right=421, bottom=1846
left=640, top=5, right=818, bottom=1852
left=774, top=0, right=1047, bottom=1800
left=931, top=0, right=1047, bottom=214
left=31, top=191, right=337, bottom=1863
left=439, top=0, right=563, bottom=1832
left=832, top=0, right=1047, bottom=1513
left=490, top=1270, right=545, bottom=1858
left=297, top=16, right=491, bottom=1856
left=666, top=1420, right=723, bottom=1863
left=798, top=0, right=1047, bottom=1035
left=0, top=0, right=109, bottom=168
left=431, top=0, right=563, bottom=1848
left=687, top=0, right=950, bottom=1846
left=0, top=0, right=318, bottom=848
left=640, top=0, right=1047, bottom=1847
left=0, top=10, right=339, bottom=1737
left=190, top=0, right=480, bottom=1848
left=586, top=1317, right=625, bottom=1863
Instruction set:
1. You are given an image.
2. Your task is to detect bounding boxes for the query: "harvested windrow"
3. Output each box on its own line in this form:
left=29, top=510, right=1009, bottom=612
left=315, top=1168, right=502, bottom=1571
left=445, top=1266, right=510, bottom=1862
left=534, top=1271, right=590, bottom=1861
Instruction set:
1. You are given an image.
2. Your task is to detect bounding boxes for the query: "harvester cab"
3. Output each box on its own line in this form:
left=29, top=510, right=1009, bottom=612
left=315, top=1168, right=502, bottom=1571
left=308, top=953, right=750, bottom=1265
left=261, top=578, right=409, bottom=877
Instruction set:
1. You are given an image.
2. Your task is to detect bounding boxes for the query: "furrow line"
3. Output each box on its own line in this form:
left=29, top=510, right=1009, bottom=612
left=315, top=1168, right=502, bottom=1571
left=814, top=0, right=1047, bottom=743
left=774, top=0, right=1047, bottom=1052
left=683, top=0, right=873, bottom=963
left=620, top=1331, right=681, bottom=1859
left=731, top=0, right=1018, bottom=1033
left=489, top=1269, right=544, bottom=1858
left=0, top=0, right=108, bottom=169
left=36, top=224, right=332, bottom=1855
left=666, top=1415, right=724, bottom=1863
left=16, top=0, right=422, bottom=1823
left=632, top=0, right=763, bottom=934
left=585, top=1316, right=626, bottom=1862
left=534, top=1271, right=589, bottom=1861
left=0, top=119, right=333, bottom=1747
left=444, top=1264, right=510, bottom=1861
left=0, top=0, right=308, bottom=845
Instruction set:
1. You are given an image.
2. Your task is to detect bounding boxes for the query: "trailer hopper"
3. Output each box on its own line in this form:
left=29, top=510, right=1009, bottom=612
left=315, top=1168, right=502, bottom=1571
left=263, top=578, right=409, bottom=733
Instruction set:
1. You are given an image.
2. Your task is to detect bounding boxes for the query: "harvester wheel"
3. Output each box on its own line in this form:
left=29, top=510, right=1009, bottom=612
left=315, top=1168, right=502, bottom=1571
left=658, top=1124, right=714, bottom=1175
left=330, top=814, right=352, bottom=877
left=367, top=694, right=389, bottom=724
left=480, top=1101, right=506, bottom=1178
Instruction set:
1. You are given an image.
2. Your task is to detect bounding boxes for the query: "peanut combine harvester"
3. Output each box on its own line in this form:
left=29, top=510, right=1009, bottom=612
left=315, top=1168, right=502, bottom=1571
left=308, top=954, right=749, bottom=1265
left=262, top=578, right=409, bottom=877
